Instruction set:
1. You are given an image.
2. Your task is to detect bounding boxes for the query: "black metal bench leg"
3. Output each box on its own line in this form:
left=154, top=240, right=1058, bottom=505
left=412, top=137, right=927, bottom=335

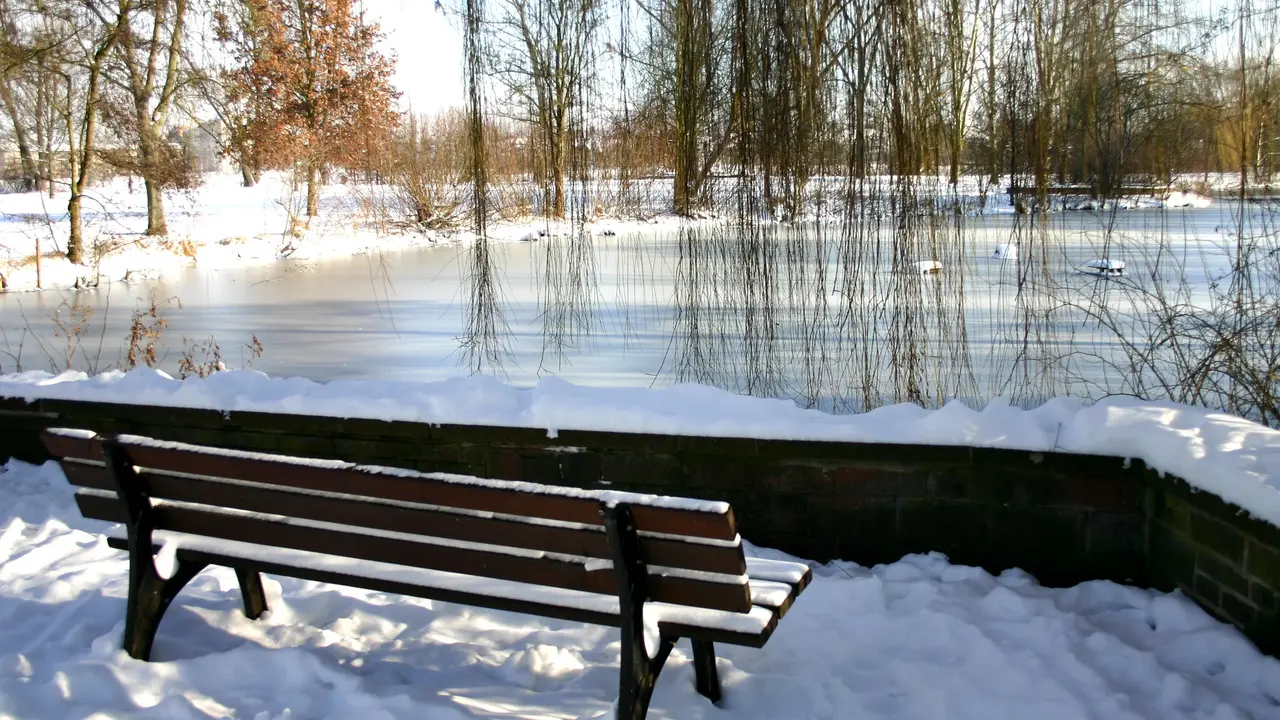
left=103, top=439, right=209, bottom=661
left=123, top=556, right=207, bottom=661
left=235, top=569, right=269, bottom=619
left=603, top=502, right=680, bottom=720
left=618, top=633, right=675, bottom=720
left=691, top=638, right=722, bottom=703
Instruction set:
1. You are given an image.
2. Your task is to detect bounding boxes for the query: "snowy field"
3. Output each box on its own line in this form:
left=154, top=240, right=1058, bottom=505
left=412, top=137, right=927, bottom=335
left=3, top=456, right=1280, bottom=719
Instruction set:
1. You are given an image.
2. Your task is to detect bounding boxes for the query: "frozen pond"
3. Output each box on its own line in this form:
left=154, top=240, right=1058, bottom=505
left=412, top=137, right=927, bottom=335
left=0, top=203, right=1268, bottom=410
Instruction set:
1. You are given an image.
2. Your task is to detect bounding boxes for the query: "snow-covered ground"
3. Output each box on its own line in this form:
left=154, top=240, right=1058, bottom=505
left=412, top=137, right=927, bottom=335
left=0, top=171, right=1219, bottom=294
left=2, top=456, right=1279, bottom=719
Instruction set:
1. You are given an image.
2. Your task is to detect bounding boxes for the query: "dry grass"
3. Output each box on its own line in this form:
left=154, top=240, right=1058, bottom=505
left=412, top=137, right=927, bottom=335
left=160, top=237, right=199, bottom=259
left=16, top=250, right=68, bottom=268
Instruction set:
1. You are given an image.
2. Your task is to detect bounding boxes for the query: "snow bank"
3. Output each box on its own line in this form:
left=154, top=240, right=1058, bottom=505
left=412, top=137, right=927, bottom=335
left=1, top=458, right=1277, bottom=718
left=6, top=369, right=1280, bottom=529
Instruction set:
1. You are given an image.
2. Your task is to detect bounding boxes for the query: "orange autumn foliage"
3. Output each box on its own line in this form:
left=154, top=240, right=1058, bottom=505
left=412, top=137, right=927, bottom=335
left=215, top=0, right=400, bottom=213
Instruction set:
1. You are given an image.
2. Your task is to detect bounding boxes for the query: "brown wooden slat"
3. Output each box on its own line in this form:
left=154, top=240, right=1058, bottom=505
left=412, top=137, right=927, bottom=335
left=122, top=442, right=738, bottom=541
left=101, top=536, right=780, bottom=648
left=751, top=567, right=813, bottom=620
left=49, top=431, right=737, bottom=542
left=42, top=431, right=103, bottom=463
left=76, top=493, right=751, bottom=613
left=62, top=465, right=746, bottom=575
left=60, top=461, right=113, bottom=490
left=76, top=492, right=124, bottom=522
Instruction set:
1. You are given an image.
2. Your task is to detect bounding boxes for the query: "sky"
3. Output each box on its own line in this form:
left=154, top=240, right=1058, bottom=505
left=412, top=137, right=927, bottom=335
left=362, top=0, right=1244, bottom=118
left=361, top=0, right=466, bottom=114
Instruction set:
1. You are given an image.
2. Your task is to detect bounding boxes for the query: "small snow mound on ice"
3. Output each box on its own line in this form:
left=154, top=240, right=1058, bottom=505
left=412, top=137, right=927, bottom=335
left=1166, top=191, right=1213, bottom=209
left=993, top=242, right=1018, bottom=260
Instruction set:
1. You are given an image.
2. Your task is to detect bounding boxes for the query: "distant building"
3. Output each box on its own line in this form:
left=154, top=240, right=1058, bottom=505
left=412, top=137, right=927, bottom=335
left=171, top=120, right=228, bottom=173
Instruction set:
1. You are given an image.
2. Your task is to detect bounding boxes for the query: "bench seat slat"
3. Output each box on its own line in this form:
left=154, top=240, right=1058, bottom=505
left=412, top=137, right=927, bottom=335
left=42, top=431, right=103, bottom=465
left=744, top=557, right=813, bottom=585
left=46, top=432, right=737, bottom=542
left=59, top=462, right=747, bottom=576
left=76, top=492, right=753, bottom=613
left=101, top=534, right=784, bottom=648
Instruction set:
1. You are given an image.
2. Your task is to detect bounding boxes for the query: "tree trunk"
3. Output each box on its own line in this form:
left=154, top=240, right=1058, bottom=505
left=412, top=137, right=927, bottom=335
left=144, top=178, right=167, bottom=235
left=672, top=0, right=699, bottom=216
left=673, top=159, right=691, bottom=215
left=1034, top=108, right=1049, bottom=211
left=68, top=189, right=84, bottom=264
left=552, top=172, right=565, bottom=219
left=136, top=124, right=170, bottom=235
left=306, top=162, right=320, bottom=216
left=43, top=103, right=54, bottom=199
left=0, top=80, right=37, bottom=190
left=240, top=162, right=257, bottom=187
left=541, top=110, right=566, bottom=219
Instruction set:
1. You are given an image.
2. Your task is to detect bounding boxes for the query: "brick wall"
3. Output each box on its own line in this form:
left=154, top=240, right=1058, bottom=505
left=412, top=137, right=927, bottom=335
left=1148, top=472, right=1280, bottom=655
left=0, top=395, right=1275, bottom=654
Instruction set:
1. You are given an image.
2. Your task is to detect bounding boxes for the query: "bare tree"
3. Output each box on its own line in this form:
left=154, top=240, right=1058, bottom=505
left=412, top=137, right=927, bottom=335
left=490, top=0, right=600, bottom=218
left=101, top=0, right=191, bottom=235
left=64, top=0, right=131, bottom=263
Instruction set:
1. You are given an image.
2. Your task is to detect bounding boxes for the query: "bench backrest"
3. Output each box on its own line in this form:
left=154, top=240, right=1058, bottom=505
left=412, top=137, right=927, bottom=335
left=43, top=428, right=752, bottom=613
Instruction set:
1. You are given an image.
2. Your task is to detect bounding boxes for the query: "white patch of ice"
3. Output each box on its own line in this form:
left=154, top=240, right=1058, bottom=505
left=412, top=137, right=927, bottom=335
left=749, top=579, right=794, bottom=608
left=745, top=557, right=812, bottom=584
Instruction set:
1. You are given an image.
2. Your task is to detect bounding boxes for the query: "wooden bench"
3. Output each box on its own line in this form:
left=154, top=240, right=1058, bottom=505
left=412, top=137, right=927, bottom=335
left=42, top=428, right=812, bottom=720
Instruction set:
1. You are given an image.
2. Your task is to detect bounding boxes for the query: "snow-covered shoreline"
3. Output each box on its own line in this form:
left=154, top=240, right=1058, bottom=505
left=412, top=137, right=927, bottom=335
left=0, top=170, right=1221, bottom=294
left=0, top=172, right=725, bottom=294
left=5, top=367, right=1280, bottom=530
